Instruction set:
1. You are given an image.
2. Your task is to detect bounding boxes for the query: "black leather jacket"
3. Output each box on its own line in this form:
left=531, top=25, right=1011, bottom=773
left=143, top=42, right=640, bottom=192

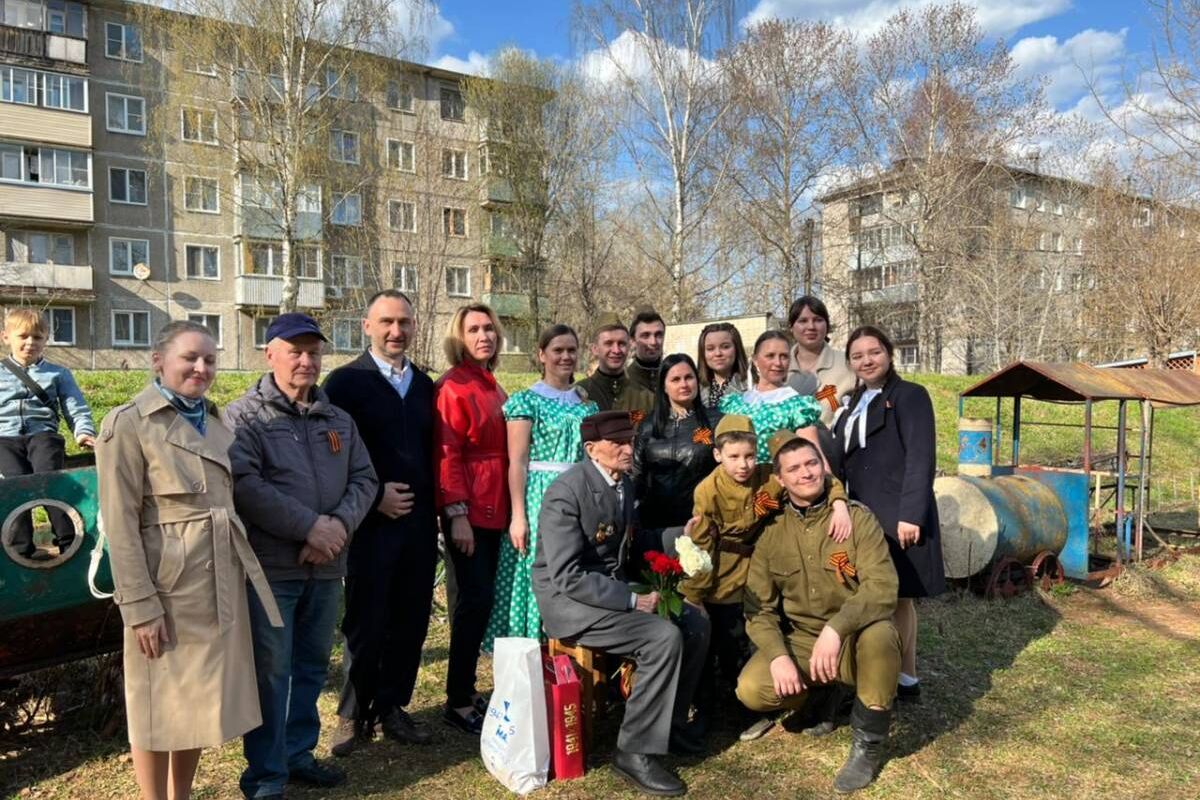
left=633, top=408, right=722, bottom=529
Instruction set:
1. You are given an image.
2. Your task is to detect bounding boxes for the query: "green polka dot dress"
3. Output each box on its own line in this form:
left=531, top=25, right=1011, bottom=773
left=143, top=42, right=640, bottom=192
left=485, top=385, right=597, bottom=646
left=719, top=387, right=821, bottom=462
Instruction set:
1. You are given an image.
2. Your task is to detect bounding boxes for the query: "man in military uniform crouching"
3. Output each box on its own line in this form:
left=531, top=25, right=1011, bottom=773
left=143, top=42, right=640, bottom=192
left=736, top=432, right=901, bottom=794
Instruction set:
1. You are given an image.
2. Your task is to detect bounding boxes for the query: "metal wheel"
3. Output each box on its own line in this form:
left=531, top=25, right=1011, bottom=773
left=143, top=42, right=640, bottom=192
left=984, top=556, right=1029, bottom=599
left=1028, top=551, right=1065, bottom=591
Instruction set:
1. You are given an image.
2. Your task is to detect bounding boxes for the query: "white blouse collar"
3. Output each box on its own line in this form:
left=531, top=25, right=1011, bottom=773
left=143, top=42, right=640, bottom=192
left=530, top=380, right=583, bottom=405
left=743, top=385, right=800, bottom=405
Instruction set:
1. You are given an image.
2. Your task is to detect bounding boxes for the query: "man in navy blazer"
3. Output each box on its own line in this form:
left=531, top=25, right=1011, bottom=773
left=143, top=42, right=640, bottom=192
left=323, top=290, right=437, bottom=755
left=533, top=411, right=709, bottom=797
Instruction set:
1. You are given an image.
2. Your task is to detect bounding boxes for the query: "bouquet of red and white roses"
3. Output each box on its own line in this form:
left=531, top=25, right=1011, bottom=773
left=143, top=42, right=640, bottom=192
left=631, top=536, right=713, bottom=620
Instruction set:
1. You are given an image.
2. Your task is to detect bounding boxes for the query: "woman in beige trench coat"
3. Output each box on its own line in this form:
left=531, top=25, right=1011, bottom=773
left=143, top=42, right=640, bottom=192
left=96, top=321, right=282, bottom=800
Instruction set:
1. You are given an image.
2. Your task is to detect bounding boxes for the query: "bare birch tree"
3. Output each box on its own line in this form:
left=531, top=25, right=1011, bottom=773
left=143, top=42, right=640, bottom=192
left=574, top=0, right=738, bottom=319
left=135, top=0, right=425, bottom=313
left=839, top=2, right=1052, bottom=371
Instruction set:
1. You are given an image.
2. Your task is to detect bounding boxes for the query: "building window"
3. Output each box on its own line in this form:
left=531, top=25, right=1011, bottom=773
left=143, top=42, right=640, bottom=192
left=1053, top=201, right=1064, bottom=216
left=183, top=58, right=217, bottom=77
left=42, top=72, right=88, bottom=112
left=387, top=79, right=415, bottom=112
left=253, top=315, right=276, bottom=348
left=898, top=345, right=919, bottom=369
left=392, top=263, right=417, bottom=292
left=446, top=265, right=471, bottom=297
left=105, top=92, right=145, bottom=135
left=186, top=313, right=222, bottom=346
left=109, top=237, right=149, bottom=275
left=185, top=244, right=219, bottom=279
left=388, top=139, right=414, bottom=172
left=440, top=86, right=464, bottom=121
left=331, top=193, right=361, bottom=226
left=105, top=22, right=143, bottom=62
left=329, top=254, right=364, bottom=288
left=1052, top=232, right=1063, bottom=252
left=0, top=144, right=89, bottom=188
left=501, top=324, right=533, bottom=355
left=43, top=307, right=75, bottom=346
left=112, top=309, right=150, bottom=347
left=1, top=66, right=36, bottom=105
left=330, top=130, right=359, bottom=164
left=109, top=167, right=147, bottom=205
left=247, top=243, right=320, bottom=278
left=184, top=176, right=219, bottom=213
left=1073, top=236, right=1083, bottom=256
left=1009, top=186, right=1027, bottom=209
left=9, top=231, right=74, bottom=264
left=388, top=199, right=415, bottom=232
left=442, top=148, right=467, bottom=180
left=181, top=108, right=218, bottom=144
left=332, top=318, right=363, bottom=351
left=325, top=67, right=357, bottom=100
left=442, top=207, right=466, bottom=237
left=46, top=0, right=87, bottom=37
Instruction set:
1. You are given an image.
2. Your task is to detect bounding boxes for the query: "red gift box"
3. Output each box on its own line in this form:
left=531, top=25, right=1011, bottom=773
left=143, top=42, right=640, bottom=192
left=543, top=654, right=585, bottom=780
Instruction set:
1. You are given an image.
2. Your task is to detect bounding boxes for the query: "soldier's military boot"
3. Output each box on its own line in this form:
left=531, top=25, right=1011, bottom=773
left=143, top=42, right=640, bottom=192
left=832, top=700, right=891, bottom=794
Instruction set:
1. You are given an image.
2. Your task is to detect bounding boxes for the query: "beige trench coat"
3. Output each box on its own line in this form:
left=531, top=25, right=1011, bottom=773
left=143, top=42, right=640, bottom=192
left=790, top=342, right=859, bottom=425
left=96, top=384, right=282, bottom=751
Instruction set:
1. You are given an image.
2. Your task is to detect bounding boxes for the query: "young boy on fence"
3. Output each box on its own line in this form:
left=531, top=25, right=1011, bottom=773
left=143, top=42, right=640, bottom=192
left=684, top=415, right=851, bottom=739
left=0, top=309, right=95, bottom=559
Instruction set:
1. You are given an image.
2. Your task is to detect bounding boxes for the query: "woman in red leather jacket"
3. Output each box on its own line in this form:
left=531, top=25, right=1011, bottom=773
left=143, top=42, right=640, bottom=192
left=434, top=303, right=509, bottom=734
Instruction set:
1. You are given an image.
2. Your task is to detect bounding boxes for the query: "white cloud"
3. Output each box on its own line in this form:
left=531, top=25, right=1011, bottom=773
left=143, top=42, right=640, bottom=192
left=431, top=50, right=490, bottom=76
left=397, top=1, right=455, bottom=58
left=1011, top=28, right=1127, bottom=107
left=576, top=29, right=716, bottom=87
left=744, top=0, right=1072, bottom=38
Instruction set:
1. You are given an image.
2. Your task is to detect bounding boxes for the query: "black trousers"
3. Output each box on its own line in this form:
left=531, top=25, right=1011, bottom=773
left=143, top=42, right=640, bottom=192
left=338, top=516, right=438, bottom=722
left=696, top=601, right=752, bottom=721
left=0, top=432, right=72, bottom=556
left=444, top=522, right=502, bottom=708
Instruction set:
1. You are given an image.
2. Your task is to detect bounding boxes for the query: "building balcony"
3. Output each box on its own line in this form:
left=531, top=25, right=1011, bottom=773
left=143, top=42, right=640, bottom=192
left=0, top=103, right=90, bottom=148
left=484, top=234, right=519, bottom=259
left=0, top=261, right=94, bottom=301
left=0, top=184, right=92, bottom=224
left=858, top=283, right=918, bottom=305
left=482, top=291, right=537, bottom=318
left=0, top=25, right=86, bottom=66
left=481, top=177, right=514, bottom=208
left=233, top=274, right=325, bottom=309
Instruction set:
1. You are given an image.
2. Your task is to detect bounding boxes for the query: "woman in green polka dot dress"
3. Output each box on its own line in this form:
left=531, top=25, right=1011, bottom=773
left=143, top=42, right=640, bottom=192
left=719, top=329, right=823, bottom=462
left=486, top=324, right=597, bottom=644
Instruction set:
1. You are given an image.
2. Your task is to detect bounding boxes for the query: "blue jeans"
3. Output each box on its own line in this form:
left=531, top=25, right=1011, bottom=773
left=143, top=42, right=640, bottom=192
left=240, top=578, right=342, bottom=799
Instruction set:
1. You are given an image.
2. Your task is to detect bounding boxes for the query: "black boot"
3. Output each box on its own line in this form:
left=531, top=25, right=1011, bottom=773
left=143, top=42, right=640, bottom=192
left=801, top=681, right=849, bottom=738
left=833, top=699, right=891, bottom=794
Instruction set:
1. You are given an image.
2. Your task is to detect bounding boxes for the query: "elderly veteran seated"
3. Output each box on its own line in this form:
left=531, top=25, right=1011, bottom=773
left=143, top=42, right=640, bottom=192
left=736, top=431, right=901, bottom=795
left=532, top=410, right=709, bottom=797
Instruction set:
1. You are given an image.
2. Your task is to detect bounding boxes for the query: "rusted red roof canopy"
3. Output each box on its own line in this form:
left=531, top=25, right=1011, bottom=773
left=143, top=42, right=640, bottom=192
left=960, top=361, right=1200, bottom=407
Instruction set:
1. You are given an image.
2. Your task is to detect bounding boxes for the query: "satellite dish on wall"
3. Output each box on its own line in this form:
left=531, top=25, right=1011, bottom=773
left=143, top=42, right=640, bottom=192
left=133, top=263, right=151, bottom=281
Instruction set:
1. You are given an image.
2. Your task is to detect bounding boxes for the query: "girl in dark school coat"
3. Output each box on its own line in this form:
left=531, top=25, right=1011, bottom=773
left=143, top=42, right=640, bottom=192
left=829, top=325, right=945, bottom=703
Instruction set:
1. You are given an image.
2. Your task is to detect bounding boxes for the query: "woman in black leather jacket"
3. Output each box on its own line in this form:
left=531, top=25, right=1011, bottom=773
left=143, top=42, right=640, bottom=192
left=633, top=353, right=722, bottom=530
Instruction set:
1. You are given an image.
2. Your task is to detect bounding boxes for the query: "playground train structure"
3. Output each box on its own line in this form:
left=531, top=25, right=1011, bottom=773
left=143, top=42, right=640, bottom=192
left=2, top=360, right=1199, bottom=678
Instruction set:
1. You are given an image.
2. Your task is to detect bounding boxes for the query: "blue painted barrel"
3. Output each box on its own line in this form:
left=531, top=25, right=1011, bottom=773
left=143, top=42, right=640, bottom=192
left=935, top=475, right=1069, bottom=579
left=957, top=417, right=994, bottom=477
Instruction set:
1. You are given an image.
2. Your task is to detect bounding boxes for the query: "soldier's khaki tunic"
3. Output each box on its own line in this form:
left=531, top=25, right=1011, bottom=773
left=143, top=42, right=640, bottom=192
left=576, top=369, right=655, bottom=415
left=97, top=385, right=282, bottom=751
left=736, top=496, right=901, bottom=712
left=684, top=468, right=848, bottom=606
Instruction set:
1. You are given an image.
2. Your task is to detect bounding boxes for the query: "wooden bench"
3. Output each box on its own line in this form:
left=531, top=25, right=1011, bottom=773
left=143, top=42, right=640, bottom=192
left=547, top=638, right=637, bottom=750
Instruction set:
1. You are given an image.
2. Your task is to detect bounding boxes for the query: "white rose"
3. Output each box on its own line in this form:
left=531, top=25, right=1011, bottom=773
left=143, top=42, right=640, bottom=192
left=675, top=535, right=712, bottom=577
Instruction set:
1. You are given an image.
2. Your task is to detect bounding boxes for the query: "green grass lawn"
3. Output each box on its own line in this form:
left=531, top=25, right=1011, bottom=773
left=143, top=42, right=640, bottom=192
left=5, top=556, right=1200, bottom=799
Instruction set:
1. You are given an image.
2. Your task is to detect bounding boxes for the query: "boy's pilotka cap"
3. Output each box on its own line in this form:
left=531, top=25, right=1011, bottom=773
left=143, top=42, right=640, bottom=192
left=714, top=414, right=755, bottom=439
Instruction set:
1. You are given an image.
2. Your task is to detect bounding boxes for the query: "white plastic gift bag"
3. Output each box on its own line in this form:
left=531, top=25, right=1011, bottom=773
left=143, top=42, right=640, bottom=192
left=481, top=637, right=550, bottom=795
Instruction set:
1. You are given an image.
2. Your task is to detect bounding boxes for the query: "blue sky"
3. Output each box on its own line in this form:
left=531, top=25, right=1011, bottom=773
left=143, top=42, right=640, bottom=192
left=423, top=0, right=1156, bottom=115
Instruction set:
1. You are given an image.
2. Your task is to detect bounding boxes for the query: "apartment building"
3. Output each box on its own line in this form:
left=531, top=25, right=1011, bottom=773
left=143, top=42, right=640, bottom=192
left=819, top=164, right=1098, bottom=375
left=0, top=0, right=535, bottom=373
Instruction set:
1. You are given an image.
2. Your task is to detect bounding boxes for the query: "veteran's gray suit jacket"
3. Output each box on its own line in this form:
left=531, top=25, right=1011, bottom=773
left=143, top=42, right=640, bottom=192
left=532, top=460, right=636, bottom=640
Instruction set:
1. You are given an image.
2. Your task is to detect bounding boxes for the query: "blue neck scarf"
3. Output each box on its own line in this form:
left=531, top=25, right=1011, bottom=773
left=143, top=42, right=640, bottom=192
left=154, top=379, right=208, bottom=435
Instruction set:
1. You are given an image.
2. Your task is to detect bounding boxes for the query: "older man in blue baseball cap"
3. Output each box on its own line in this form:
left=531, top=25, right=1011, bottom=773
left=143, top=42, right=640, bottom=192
left=223, top=312, right=378, bottom=798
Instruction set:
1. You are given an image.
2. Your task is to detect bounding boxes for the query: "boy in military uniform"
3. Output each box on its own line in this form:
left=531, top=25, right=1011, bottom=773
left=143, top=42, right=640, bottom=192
left=575, top=313, right=655, bottom=416
left=684, top=415, right=851, bottom=740
left=736, top=432, right=901, bottom=794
